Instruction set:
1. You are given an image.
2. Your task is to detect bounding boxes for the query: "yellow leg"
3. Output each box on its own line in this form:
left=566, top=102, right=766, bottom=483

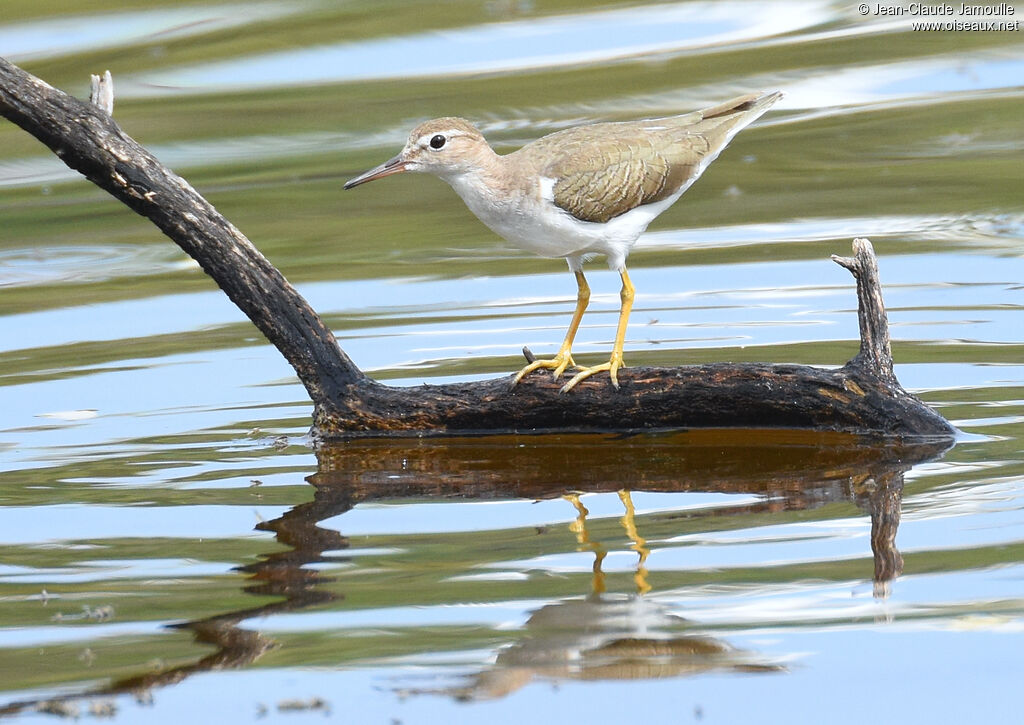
left=561, top=268, right=634, bottom=392
left=514, top=271, right=590, bottom=384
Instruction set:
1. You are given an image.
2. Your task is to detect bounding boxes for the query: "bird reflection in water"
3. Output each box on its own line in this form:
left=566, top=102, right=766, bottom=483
left=428, top=489, right=784, bottom=703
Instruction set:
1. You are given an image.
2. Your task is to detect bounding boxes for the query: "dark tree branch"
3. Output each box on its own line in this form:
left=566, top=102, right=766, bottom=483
left=0, top=58, right=955, bottom=441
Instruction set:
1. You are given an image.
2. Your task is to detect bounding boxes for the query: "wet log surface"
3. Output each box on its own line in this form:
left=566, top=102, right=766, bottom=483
left=0, top=58, right=956, bottom=441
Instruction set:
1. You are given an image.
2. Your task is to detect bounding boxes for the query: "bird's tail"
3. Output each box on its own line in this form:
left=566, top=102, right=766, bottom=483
left=686, top=90, right=783, bottom=161
left=702, top=90, right=784, bottom=121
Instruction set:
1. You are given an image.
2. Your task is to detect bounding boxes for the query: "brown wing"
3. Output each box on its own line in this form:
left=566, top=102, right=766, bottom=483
left=539, top=91, right=780, bottom=224
left=547, top=133, right=708, bottom=224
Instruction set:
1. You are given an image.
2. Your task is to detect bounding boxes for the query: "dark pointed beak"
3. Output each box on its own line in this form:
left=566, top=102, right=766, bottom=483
left=344, top=154, right=408, bottom=189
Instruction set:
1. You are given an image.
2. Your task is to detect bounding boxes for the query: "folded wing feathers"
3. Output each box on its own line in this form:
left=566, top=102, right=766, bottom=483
left=545, top=92, right=775, bottom=223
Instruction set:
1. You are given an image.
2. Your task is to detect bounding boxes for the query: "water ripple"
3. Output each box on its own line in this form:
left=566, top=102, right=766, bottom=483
left=0, top=244, right=189, bottom=288
left=0, top=3, right=304, bottom=61
left=119, top=1, right=832, bottom=96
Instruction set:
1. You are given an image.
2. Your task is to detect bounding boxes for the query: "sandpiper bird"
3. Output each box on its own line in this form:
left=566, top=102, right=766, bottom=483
left=345, top=90, right=782, bottom=391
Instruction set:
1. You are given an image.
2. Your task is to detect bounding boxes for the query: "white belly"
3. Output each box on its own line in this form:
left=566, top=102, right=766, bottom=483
left=446, top=173, right=679, bottom=271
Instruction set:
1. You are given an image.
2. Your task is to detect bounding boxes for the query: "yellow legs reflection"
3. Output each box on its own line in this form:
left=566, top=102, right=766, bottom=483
left=563, top=490, right=650, bottom=595
left=564, top=493, right=607, bottom=594
left=618, top=490, right=651, bottom=595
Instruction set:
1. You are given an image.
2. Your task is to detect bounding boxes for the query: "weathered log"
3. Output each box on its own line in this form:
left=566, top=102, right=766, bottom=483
left=0, top=58, right=955, bottom=440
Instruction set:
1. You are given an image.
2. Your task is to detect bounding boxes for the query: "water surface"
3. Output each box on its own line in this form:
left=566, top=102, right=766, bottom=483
left=1, top=1, right=1022, bottom=722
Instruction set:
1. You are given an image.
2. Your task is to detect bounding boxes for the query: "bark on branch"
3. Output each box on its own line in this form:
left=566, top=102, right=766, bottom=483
left=0, top=58, right=955, bottom=441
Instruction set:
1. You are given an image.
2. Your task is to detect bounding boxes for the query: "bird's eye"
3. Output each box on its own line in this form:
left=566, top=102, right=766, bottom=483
left=429, top=134, right=446, bottom=150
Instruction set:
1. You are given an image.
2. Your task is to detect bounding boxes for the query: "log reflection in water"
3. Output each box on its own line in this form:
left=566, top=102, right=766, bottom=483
left=318, top=430, right=937, bottom=699
left=0, top=431, right=947, bottom=715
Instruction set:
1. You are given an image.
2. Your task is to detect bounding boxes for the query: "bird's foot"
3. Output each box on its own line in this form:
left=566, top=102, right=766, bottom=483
left=560, top=354, right=624, bottom=393
left=513, top=350, right=576, bottom=385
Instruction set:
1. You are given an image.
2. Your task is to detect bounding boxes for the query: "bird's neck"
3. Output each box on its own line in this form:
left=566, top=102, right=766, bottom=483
left=442, top=148, right=531, bottom=210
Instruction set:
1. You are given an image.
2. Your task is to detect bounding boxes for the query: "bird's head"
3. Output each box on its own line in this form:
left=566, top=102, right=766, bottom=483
left=344, top=118, right=492, bottom=189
